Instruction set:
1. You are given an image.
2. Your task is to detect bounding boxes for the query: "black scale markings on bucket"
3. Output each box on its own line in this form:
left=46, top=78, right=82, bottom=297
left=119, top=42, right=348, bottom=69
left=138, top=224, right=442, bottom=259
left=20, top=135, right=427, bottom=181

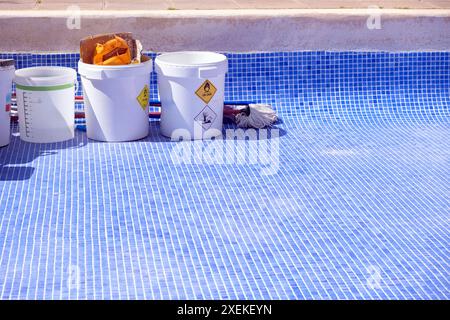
left=22, top=91, right=34, bottom=138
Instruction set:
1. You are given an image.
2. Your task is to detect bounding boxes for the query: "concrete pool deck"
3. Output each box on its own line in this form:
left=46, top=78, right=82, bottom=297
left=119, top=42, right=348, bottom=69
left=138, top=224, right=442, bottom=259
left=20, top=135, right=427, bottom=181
left=0, top=8, right=449, bottom=52
left=1, top=1, right=450, bottom=10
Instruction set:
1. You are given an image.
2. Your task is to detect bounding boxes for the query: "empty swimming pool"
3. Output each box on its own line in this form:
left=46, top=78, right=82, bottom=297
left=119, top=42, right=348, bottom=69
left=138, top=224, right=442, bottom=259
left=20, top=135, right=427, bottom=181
left=0, top=51, right=448, bottom=299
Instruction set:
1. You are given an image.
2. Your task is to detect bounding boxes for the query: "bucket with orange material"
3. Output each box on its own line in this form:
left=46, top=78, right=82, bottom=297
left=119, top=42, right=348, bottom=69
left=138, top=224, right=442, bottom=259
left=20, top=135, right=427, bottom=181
left=78, top=33, right=152, bottom=142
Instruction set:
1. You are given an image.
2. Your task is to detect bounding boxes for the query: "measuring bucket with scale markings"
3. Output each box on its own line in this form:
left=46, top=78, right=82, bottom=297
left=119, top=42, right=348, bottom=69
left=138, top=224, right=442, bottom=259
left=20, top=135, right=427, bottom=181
left=14, top=67, right=77, bottom=143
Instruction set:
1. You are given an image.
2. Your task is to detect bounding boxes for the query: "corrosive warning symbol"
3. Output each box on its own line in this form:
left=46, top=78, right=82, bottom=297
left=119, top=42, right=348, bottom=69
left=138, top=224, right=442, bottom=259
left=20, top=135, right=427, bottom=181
left=195, top=80, right=217, bottom=104
left=136, top=85, right=149, bottom=111
left=194, top=105, right=217, bottom=130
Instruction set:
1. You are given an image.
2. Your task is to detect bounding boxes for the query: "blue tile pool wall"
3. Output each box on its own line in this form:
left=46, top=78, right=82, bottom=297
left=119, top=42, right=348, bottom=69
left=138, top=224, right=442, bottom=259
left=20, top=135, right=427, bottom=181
left=1, top=51, right=448, bottom=120
left=0, top=51, right=449, bottom=300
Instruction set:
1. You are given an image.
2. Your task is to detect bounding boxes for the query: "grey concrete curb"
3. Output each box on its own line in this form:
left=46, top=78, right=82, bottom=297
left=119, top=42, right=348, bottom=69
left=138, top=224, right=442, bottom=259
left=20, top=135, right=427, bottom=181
left=0, top=9, right=449, bottom=52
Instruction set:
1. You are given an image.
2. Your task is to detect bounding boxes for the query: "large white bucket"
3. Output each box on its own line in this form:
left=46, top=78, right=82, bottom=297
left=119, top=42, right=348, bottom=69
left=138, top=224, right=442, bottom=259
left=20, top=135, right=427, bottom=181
left=155, top=51, right=228, bottom=140
left=78, top=59, right=152, bottom=142
left=0, top=60, right=15, bottom=147
left=14, top=66, right=77, bottom=143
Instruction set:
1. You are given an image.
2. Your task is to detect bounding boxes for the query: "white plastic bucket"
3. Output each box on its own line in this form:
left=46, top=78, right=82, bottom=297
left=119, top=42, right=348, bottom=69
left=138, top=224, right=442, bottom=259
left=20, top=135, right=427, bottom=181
left=155, top=51, right=228, bottom=140
left=0, top=60, right=15, bottom=147
left=14, top=66, right=77, bottom=143
left=78, top=59, right=152, bottom=142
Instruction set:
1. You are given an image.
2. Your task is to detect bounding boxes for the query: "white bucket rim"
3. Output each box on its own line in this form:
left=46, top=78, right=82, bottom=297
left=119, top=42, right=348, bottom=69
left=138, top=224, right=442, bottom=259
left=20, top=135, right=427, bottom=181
left=15, top=66, right=77, bottom=87
left=78, top=57, right=152, bottom=70
left=0, top=65, right=15, bottom=72
left=155, top=51, right=227, bottom=79
left=155, top=51, right=227, bottom=68
left=78, top=58, right=153, bottom=80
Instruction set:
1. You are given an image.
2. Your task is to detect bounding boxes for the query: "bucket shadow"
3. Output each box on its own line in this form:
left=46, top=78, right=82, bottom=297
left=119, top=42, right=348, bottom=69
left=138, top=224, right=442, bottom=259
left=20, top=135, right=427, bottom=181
left=0, top=165, right=35, bottom=181
left=222, top=123, right=287, bottom=141
left=145, top=119, right=287, bottom=142
left=0, top=125, right=87, bottom=181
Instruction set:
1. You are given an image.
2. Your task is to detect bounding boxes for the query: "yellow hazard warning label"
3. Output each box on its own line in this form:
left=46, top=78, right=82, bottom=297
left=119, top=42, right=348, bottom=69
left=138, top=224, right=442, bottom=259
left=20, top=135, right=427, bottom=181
left=137, top=85, right=149, bottom=111
left=195, top=80, right=217, bottom=104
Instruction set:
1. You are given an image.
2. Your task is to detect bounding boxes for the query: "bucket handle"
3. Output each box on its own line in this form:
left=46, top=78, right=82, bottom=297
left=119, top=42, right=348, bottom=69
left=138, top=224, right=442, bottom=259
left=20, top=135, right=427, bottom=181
left=198, top=66, right=220, bottom=79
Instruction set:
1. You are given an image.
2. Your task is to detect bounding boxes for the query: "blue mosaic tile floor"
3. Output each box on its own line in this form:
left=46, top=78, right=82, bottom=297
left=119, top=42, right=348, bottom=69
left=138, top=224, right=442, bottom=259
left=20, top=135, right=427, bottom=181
left=0, top=52, right=449, bottom=299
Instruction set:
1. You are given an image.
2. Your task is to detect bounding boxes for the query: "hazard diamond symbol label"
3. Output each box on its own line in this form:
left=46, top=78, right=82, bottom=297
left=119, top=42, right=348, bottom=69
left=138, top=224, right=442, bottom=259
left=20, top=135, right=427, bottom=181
left=136, top=85, right=149, bottom=111
left=195, top=80, right=217, bottom=104
left=194, top=105, right=217, bottom=130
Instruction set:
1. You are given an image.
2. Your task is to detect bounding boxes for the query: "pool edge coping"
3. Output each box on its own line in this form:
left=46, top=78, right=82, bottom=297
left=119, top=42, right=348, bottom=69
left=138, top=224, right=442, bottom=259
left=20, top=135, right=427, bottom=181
left=1, top=9, right=449, bottom=52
